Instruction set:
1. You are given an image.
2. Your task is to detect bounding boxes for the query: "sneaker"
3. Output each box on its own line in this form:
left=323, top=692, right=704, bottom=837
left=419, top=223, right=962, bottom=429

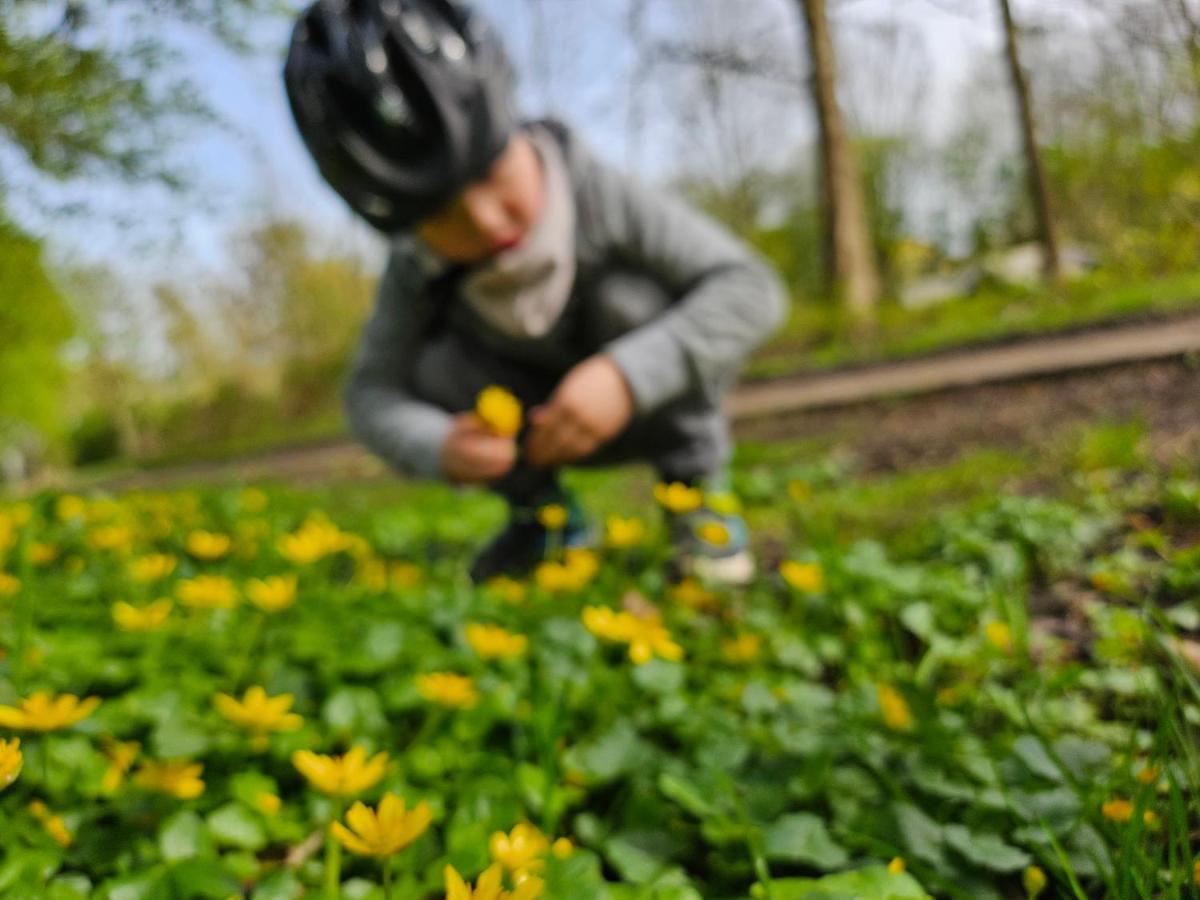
left=469, top=493, right=593, bottom=583
left=664, top=484, right=756, bottom=586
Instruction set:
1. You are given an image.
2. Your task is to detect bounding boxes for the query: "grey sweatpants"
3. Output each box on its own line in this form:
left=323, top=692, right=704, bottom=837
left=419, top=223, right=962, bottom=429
left=410, top=271, right=732, bottom=506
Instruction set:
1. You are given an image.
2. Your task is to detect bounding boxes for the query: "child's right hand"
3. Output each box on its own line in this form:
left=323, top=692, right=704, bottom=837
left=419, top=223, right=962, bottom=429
left=440, top=413, right=518, bottom=485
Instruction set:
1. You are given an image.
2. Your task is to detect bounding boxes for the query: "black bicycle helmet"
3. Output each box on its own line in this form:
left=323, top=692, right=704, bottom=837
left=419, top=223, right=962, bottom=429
left=284, top=0, right=517, bottom=233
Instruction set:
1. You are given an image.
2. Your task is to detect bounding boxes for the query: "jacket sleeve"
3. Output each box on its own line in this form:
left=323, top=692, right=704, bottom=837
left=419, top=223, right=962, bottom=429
left=580, top=155, right=788, bottom=414
left=343, top=252, right=453, bottom=479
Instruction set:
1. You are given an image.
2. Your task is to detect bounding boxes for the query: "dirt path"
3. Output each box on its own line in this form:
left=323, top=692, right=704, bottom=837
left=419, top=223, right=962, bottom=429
left=72, top=313, right=1200, bottom=491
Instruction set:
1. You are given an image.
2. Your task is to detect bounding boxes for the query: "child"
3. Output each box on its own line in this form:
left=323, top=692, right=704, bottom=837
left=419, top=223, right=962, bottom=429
left=284, top=0, right=785, bottom=584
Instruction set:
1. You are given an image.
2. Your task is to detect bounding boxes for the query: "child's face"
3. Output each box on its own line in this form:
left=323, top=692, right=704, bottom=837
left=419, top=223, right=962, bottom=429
left=415, top=133, right=545, bottom=264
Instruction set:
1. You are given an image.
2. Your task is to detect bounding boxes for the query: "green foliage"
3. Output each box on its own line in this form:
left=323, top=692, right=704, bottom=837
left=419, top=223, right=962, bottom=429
left=0, top=217, right=73, bottom=439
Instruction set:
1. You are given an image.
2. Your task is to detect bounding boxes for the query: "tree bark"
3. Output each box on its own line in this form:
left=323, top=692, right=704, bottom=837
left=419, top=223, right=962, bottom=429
left=797, top=0, right=882, bottom=320
left=997, top=0, right=1063, bottom=282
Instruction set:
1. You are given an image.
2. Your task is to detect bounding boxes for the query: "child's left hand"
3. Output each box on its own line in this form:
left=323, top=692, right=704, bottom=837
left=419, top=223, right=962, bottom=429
left=524, top=354, right=634, bottom=466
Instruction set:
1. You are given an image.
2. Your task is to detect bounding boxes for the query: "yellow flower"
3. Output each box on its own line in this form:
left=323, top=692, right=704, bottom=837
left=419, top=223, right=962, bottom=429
left=534, top=559, right=588, bottom=593
left=28, top=800, right=72, bottom=846
left=581, top=607, right=682, bottom=665
left=0, top=738, right=22, bottom=789
left=490, top=822, right=550, bottom=876
left=0, top=692, right=100, bottom=732
left=100, top=740, right=140, bottom=793
left=486, top=576, right=527, bottom=604
left=536, top=505, right=568, bottom=531
left=466, top=624, right=528, bottom=660
left=780, top=561, right=825, bottom=593
left=445, top=864, right=544, bottom=900
left=876, top=683, right=914, bottom=732
left=671, top=578, right=718, bottom=610
left=888, top=857, right=906, bottom=874
left=330, top=792, right=433, bottom=857
left=133, top=760, right=205, bottom=799
left=417, top=673, right=480, bottom=709
left=292, top=746, right=388, bottom=797
left=1101, top=798, right=1134, bottom=822
left=1023, top=865, right=1047, bottom=898
left=695, top=521, right=731, bottom=546
left=722, top=633, right=761, bottom=665
left=56, top=495, right=86, bottom=522
left=177, top=575, right=238, bottom=609
left=29, top=543, right=58, bottom=566
left=129, top=553, right=177, bottom=583
left=277, top=518, right=352, bottom=565
left=1136, top=763, right=1160, bottom=785
left=214, top=687, right=303, bottom=738
left=551, top=837, right=573, bottom=858
left=255, top=792, right=282, bottom=816
left=476, top=386, right=523, bottom=438
left=0, top=572, right=19, bottom=598
left=390, top=561, right=423, bottom=589
left=87, top=524, right=134, bottom=553
left=112, top=599, right=173, bottom=632
left=186, top=530, right=231, bottom=561
left=245, top=575, right=298, bottom=613
left=654, top=482, right=703, bottom=514
left=986, top=620, right=1014, bottom=654
left=605, top=516, right=646, bottom=548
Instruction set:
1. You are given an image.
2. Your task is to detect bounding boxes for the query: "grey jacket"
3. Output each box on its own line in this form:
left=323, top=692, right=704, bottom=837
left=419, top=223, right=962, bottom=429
left=344, top=120, right=787, bottom=479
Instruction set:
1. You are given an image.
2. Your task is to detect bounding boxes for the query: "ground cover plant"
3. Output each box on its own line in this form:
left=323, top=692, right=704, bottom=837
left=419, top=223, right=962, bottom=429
left=0, top=449, right=1198, bottom=898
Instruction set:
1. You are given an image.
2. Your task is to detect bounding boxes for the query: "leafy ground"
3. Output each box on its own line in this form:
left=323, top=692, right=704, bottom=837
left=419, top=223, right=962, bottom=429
left=747, top=271, right=1200, bottom=380
left=1, top=436, right=1199, bottom=899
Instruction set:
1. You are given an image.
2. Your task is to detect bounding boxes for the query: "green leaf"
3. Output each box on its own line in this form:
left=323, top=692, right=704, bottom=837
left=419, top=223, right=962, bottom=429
left=158, top=811, right=213, bottom=863
left=756, top=865, right=932, bottom=899
left=207, top=803, right=267, bottom=851
left=1012, top=735, right=1062, bottom=782
left=763, top=813, right=849, bottom=870
left=322, top=686, right=387, bottom=737
left=942, top=825, right=1031, bottom=872
left=658, top=771, right=719, bottom=819
left=563, top=721, right=651, bottom=785
left=165, top=859, right=240, bottom=898
left=251, top=870, right=305, bottom=900
left=604, top=831, right=681, bottom=884
left=632, top=659, right=685, bottom=694
left=892, top=804, right=944, bottom=869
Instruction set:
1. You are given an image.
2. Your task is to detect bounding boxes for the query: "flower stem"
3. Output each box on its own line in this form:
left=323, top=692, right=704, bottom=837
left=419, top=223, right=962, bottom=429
left=325, top=801, right=344, bottom=899
left=382, top=858, right=393, bottom=900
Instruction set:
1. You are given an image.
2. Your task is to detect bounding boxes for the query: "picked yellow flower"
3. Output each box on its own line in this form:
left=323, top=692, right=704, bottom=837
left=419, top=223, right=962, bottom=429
left=780, top=560, right=825, bottom=593
left=605, top=516, right=646, bottom=548
left=654, top=481, right=703, bottom=514
left=0, top=692, right=100, bottom=732
left=28, top=800, right=72, bottom=846
left=466, top=624, right=528, bottom=660
left=0, top=573, right=19, bottom=598
left=331, top=792, right=433, bottom=857
left=489, top=822, right=549, bottom=876
left=129, top=553, right=177, bottom=583
left=245, top=575, right=298, bottom=613
left=476, top=386, right=523, bottom=438
left=417, top=673, right=480, bottom=709
left=445, top=864, right=544, bottom=900
left=536, top=505, right=568, bottom=531
left=176, top=575, right=238, bottom=609
left=133, top=760, right=205, bottom=799
left=0, top=738, right=22, bottom=789
left=112, top=599, right=173, bottom=632
left=214, top=686, right=303, bottom=738
left=292, top=746, right=388, bottom=797
left=876, top=683, right=914, bottom=732
left=186, top=530, right=230, bottom=561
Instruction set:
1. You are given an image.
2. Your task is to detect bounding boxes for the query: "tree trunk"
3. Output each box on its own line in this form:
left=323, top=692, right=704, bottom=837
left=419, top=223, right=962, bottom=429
left=797, top=0, right=882, bottom=321
left=997, top=0, right=1063, bottom=282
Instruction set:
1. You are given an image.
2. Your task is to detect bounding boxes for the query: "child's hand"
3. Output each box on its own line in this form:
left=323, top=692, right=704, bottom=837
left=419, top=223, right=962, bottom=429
left=440, top=413, right=518, bottom=484
left=524, top=355, right=634, bottom=467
